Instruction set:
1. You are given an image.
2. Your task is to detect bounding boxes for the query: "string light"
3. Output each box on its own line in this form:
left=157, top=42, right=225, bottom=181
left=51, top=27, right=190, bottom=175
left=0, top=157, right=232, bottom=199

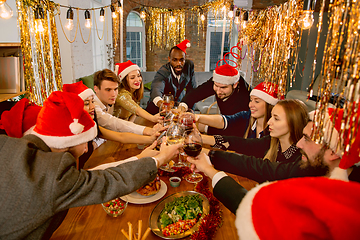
left=99, top=7, right=105, bottom=22
left=241, top=10, right=248, bottom=29
left=140, top=7, right=146, bottom=20
left=111, top=5, right=117, bottom=19
left=0, top=0, right=13, bottom=19
left=234, top=8, right=241, bottom=25
left=34, top=5, right=44, bottom=33
left=65, top=7, right=74, bottom=30
left=169, top=10, right=176, bottom=23
left=299, top=0, right=315, bottom=29
left=84, top=9, right=91, bottom=28
left=228, top=4, right=234, bottom=19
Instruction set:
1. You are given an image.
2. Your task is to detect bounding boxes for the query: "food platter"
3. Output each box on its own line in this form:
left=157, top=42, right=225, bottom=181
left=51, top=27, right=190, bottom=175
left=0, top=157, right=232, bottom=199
left=149, top=191, right=210, bottom=239
left=120, top=180, right=167, bottom=204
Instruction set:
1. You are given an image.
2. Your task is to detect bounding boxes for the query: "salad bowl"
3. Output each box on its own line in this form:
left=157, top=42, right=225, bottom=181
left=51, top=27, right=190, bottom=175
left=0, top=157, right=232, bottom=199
left=149, top=191, right=210, bottom=239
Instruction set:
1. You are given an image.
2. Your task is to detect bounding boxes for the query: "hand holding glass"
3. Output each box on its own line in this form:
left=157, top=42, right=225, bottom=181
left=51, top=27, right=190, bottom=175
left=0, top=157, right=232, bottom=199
left=183, top=129, right=203, bottom=183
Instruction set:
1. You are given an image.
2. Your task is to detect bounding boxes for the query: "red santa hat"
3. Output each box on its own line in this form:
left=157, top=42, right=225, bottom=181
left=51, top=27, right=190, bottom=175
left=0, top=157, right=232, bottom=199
left=176, top=39, right=191, bottom=54
left=0, top=98, right=41, bottom=138
left=212, top=64, right=241, bottom=85
left=32, top=91, right=97, bottom=149
left=236, top=177, right=360, bottom=240
left=250, top=82, right=284, bottom=105
left=63, top=81, right=95, bottom=100
left=309, top=107, right=360, bottom=181
left=114, top=60, right=141, bottom=81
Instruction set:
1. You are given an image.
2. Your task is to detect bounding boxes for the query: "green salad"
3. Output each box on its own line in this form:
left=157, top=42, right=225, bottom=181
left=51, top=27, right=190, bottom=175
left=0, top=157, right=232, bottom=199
left=159, top=194, right=203, bottom=229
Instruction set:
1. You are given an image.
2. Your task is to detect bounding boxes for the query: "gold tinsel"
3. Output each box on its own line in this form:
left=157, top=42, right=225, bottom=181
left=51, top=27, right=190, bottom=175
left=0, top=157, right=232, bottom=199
left=146, top=0, right=230, bottom=50
left=311, top=0, right=360, bottom=157
left=16, top=0, right=62, bottom=105
left=239, top=0, right=303, bottom=97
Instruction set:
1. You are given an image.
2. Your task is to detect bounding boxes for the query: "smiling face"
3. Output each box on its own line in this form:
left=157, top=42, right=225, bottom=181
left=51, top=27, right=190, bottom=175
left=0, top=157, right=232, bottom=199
left=126, top=70, right=142, bottom=91
left=83, top=96, right=95, bottom=119
left=94, top=80, right=119, bottom=106
left=249, top=96, right=266, bottom=119
left=267, top=104, right=290, bottom=141
left=168, top=48, right=186, bottom=75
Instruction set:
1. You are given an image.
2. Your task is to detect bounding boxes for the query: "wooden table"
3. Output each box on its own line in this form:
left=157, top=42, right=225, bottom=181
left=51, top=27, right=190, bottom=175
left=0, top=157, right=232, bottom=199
left=50, top=141, right=257, bottom=240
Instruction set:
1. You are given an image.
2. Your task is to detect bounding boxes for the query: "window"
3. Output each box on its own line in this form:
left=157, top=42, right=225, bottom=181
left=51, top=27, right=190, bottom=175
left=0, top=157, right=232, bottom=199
left=205, top=11, right=231, bottom=71
left=126, top=12, right=146, bottom=70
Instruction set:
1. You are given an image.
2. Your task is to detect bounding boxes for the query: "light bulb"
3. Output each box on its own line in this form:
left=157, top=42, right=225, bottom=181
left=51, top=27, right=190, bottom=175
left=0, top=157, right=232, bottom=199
left=84, top=10, right=91, bottom=28
left=222, top=5, right=226, bottom=12
left=111, top=5, right=117, bottom=18
left=85, top=19, right=91, bottom=28
left=200, top=14, right=205, bottom=21
left=299, top=10, right=314, bottom=30
left=35, top=19, right=44, bottom=32
left=65, top=19, right=74, bottom=30
left=140, top=11, right=146, bottom=20
left=0, top=2, right=13, bottom=19
left=65, top=8, right=74, bottom=30
left=241, top=20, right=247, bottom=29
left=235, top=16, right=240, bottom=25
left=228, top=10, right=233, bottom=19
left=99, top=7, right=105, bottom=22
left=169, top=15, right=176, bottom=23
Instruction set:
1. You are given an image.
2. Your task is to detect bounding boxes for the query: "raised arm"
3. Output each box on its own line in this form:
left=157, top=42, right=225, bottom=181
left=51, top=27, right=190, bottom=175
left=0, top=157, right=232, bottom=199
left=181, top=79, right=215, bottom=109
left=196, top=114, right=225, bottom=129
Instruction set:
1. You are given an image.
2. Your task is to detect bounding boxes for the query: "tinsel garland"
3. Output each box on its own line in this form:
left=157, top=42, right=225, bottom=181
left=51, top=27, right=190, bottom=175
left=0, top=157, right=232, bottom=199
left=310, top=0, right=360, bottom=156
left=159, top=168, right=223, bottom=240
left=16, top=0, right=62, bottom=105
left=239, top=0, right=303, bottom=96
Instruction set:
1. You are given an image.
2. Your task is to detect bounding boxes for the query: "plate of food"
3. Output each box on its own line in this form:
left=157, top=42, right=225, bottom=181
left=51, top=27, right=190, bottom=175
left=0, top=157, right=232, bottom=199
left=121, top=176, right=167, bottom=204
left=149, top=191, right=210, bottom=239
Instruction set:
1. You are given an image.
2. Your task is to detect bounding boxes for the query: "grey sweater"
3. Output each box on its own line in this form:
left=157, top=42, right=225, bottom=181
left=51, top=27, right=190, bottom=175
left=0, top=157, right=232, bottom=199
left=0, top=134, right=157, bottom=240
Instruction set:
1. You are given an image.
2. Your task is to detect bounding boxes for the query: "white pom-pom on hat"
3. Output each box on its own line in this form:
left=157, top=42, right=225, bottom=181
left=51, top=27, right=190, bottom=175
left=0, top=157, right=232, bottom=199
left=69, top=119, right=84, bottom=135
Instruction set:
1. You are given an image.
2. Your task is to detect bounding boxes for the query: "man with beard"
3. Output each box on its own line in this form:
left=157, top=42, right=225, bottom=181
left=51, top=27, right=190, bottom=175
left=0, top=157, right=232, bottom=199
left=181, top=63, right=250, bottom=116
left=145, top=39, right=196, bottom=114
left=191, top=108, right=360, bottom=184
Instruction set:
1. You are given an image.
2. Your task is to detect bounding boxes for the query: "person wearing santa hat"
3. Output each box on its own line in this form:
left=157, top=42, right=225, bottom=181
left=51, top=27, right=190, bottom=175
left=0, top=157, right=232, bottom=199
left=187, top=152, right=360, bottom=239
left=92, top=68, right=164, bottom=136
left=0, top=91, right=181, bottom=239
left=201, top=99, right=308, bottom=165
left=145, top=39, right=197, bottom=115
left=63, top=81, right=159, bottom=169
left=180, top=63, right=251, bottom=134
left=195, top=107, right=360, bottom=185
left=0, top=98, right=41, bottom=138
left=196, top=82, right=283, bottom=138
left=113, top=60, right=162, bottom=123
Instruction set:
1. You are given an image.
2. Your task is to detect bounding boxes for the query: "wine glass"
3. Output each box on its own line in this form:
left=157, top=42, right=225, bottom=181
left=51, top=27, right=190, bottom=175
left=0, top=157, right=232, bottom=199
left=183, top=129, right=203, bottom=183
left=159, top=123, right=185, bottom=171
left=159, top=103, right=172, bottom=127
left=179, top=109, right=195, bottom=131
left=167, top=123, right=186, bottom=168
left=162, top=93, right=174, bottom=109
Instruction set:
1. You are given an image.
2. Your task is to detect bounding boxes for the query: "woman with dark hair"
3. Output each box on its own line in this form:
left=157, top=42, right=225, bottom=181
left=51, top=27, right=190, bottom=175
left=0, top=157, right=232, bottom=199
left=113, top=61, right=162, bottom=123
left=202, top=99, right=309, bottom=163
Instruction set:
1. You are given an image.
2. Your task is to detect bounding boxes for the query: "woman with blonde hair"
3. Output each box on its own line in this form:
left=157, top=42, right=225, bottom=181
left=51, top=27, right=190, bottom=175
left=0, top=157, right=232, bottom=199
left=113, top=61, right=162, bottom=123
left=202, top=99, right=309, bottom=163
left=197, top=82, right=281, bottom=138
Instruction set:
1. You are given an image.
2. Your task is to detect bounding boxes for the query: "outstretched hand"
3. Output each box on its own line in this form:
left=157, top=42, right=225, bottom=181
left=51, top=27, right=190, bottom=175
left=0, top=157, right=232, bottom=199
left=155, top=137, right=182, bottom=167
left=187, top=153, right=218, bottom=178
left=136, top=141, right=159, bottom=159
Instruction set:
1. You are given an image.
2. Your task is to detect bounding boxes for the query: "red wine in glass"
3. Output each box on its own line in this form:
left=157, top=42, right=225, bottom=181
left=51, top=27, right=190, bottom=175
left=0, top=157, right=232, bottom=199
left=183, top=143, right=202, bottom=157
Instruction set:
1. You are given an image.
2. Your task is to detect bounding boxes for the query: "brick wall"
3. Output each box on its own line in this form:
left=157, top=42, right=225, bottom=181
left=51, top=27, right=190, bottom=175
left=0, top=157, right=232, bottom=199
left=113, top=0, right=207, bottom=72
